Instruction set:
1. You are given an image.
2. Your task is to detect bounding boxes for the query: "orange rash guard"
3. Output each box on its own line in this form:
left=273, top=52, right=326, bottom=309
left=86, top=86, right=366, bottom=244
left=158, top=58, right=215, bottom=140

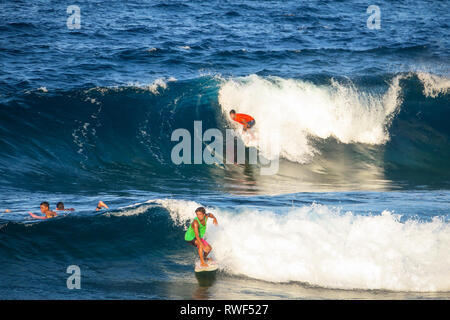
left=234, top=113, right=254, bottom=126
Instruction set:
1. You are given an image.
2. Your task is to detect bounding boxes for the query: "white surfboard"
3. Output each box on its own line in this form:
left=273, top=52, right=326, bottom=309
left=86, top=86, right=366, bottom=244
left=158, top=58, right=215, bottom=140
left=194, top=260, right=219, bottom=272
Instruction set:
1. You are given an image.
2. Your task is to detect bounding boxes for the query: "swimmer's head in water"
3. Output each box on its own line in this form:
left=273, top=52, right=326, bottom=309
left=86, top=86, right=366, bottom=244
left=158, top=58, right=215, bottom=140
left=195, top=207, right=206, bottom=219
left=56, top=202, right=64, bottom=210
left=229, top=109, right=236, bottom=120
left=40, top=201, right=50, bottom=213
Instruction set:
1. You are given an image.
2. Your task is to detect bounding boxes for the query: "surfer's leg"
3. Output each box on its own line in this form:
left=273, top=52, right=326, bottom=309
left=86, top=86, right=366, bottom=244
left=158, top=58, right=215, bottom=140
left=201, top=239, right=212, bottom=261
left=204, top=249, right=212, bottom=262
left=195, top=240, right=208, bottom=267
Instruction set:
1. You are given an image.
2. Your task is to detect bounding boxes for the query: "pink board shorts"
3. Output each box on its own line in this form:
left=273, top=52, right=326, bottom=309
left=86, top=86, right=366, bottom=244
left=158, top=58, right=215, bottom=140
left=186, top=238, right=209, bottom=247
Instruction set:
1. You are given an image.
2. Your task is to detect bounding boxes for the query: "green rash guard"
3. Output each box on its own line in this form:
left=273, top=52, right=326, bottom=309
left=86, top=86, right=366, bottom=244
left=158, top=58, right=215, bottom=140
left=185, top=217, right=207, bottom=241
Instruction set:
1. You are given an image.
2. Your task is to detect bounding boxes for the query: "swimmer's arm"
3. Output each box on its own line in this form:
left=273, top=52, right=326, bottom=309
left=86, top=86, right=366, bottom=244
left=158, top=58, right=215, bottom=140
left=28, top=212, right=46, bottom=220
left=207, top=213, right=218, bottom=225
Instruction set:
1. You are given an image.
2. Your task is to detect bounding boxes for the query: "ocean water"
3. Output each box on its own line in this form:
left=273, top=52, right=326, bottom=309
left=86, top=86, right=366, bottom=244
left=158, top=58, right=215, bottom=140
left=0, top=0, right=449, bottom=299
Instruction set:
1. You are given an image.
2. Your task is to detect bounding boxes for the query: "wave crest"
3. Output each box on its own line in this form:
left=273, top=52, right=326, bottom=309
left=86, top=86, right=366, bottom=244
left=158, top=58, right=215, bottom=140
left=219, top=74, right=403, bottom=163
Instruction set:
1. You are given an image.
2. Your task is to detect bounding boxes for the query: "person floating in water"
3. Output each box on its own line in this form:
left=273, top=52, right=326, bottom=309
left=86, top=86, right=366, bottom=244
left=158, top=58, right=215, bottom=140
left=56, top=202, right=75, bottom=211
left=96, top=200, right=109, bottom=211
left=28, top=201, right=109, bottom=219
left=29, top=202, right=57, bottom=219
left=229, top=109, right=255, bottom=131
left=185, top=207, right=218, bottom=267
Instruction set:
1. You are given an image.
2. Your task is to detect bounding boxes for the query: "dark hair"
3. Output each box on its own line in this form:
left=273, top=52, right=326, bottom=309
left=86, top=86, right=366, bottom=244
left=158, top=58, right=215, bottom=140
left=40, top=202, right=49, bottom=208
left=230, top=109, right=236, bottom=114
left=195, top=207, right=206, bottom=214
left=56, top=202, right=64, bottom=210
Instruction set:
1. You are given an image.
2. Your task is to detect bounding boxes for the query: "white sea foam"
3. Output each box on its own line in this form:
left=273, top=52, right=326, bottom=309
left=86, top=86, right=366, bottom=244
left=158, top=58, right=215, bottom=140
left=218, top=74, right=403, bottom=163
left=122, top=78, right=175, bottom=94
left=416, top=72, right=450, bottom=98
left=150, top=199, right=209, bottom=228
left=218, top=72, right=448, bottom=163
left=147, top=78, right=168, bottom=94
left=158, top=199, right=450, bottom=292
left=110, top=203, right=154, bottom=217
left=111, top=199, right=208, bottom=226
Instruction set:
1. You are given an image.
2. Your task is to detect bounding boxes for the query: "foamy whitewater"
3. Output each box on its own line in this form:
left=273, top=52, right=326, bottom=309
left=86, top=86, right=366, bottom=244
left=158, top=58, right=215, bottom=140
left=219, top=72, right=449, bottom=163
left=152, top=199, right=450, bottom=292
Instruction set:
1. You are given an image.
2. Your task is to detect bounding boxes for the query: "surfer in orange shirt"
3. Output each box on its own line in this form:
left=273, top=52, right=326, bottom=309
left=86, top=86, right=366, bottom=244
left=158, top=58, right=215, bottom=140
left=229, top=110, right=255, bottom=131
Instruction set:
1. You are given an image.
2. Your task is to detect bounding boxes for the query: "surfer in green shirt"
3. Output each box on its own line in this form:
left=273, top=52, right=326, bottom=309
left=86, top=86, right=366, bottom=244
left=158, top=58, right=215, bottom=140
left=185, top=207, right=218, bottom=267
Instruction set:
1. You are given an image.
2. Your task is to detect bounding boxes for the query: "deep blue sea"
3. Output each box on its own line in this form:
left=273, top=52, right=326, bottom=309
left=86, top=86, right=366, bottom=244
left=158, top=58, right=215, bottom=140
left=0, top=0, right=449, bottom=299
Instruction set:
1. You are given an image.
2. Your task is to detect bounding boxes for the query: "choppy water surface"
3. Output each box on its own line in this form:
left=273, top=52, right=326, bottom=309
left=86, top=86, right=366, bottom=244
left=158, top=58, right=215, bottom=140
left=0, top=0, right=449, bottom=299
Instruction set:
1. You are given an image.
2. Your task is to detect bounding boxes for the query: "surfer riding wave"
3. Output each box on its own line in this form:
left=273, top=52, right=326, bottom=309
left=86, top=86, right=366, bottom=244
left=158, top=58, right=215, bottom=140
left=229, top=110, right=255, bottom=131
left=185, top=207, right=218, bottom=267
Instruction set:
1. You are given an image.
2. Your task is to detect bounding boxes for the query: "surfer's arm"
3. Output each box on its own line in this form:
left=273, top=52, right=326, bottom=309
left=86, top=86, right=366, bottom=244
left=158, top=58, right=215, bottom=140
left=207, top=213, right=218, bottom=225
left=28, top=212, right=46, bottom=220
left=234, top=118, right=248, bottom=129
left=241, top=119, right=249, bottom=130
